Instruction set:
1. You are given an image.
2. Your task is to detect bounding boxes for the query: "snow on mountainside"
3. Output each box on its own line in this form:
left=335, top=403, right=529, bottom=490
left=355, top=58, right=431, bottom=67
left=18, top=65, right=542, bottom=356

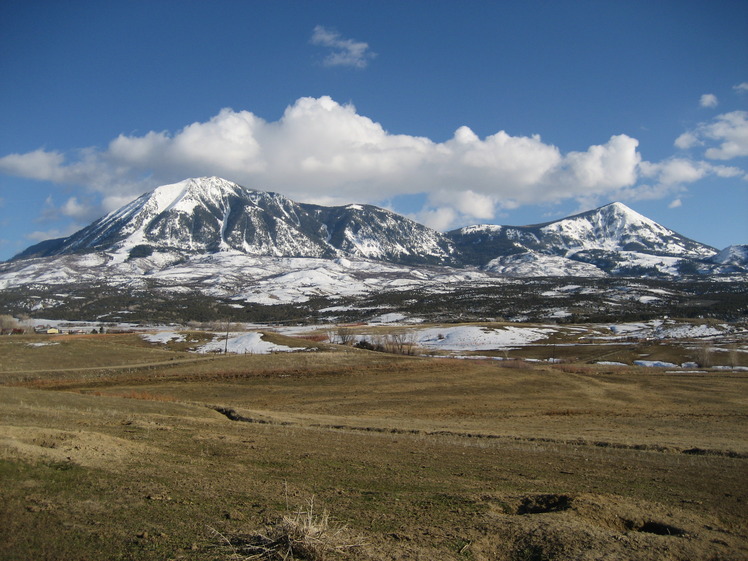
left=0, top=250, right=493, bottom=309
left=483, top=253, right=607, bottom=277
left=303, top=202, right=457, bottom=265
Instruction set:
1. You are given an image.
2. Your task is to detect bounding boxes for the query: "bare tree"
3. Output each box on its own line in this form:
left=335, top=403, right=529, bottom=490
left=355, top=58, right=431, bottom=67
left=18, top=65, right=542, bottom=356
left=0, top=315, right=19, bottom=332
left=336, top=327, right=355, bottom=346
left=380, top=330, right=418, bottom=355
left=728, top=343, right=739, bottom=368
left=698, top=341, right=713, bottom=368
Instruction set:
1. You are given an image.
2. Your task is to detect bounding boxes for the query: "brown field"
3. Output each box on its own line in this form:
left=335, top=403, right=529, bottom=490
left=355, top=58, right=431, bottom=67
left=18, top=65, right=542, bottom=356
left=0, top=328, right=747, bottom=560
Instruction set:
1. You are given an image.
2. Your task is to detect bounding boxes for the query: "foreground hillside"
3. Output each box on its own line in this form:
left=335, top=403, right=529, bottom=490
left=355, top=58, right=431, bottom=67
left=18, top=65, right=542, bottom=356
left=1, top=328, right=746, bottom=560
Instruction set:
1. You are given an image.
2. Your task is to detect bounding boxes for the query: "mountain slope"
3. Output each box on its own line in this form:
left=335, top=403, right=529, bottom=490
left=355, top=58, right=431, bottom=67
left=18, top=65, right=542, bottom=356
left=305, top=203, right=457, bottom=265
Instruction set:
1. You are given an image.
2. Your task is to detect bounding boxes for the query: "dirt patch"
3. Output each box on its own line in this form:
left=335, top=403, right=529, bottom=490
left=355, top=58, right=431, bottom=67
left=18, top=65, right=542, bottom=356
left=630, top=520, right=687, bottom=537
left=514, top=494, right=573, bottom=515
left=474, top=492, right=746, bottom=561
left=0, top=425, right=156, bottom=468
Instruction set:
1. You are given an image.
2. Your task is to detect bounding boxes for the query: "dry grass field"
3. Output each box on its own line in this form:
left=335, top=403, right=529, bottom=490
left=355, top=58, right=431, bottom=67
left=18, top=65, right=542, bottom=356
left=1, top=328, right=747, bottom=560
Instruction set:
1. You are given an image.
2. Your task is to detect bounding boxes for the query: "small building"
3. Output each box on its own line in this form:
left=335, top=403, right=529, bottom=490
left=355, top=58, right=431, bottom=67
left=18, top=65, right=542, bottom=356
left=46, top=327, right=60, bottom=334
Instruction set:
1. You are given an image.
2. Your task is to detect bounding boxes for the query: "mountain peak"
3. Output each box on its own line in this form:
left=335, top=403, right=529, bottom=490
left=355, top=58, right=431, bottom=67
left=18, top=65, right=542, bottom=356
left=538, top=201, right=714, bottom=256
left=148, top=177, right=249, bottom=215
left=577, top=201, right=651, bottom=225
left=602, top=201, right=631, bottom=211
left=599, top=201, right=641, bottom=219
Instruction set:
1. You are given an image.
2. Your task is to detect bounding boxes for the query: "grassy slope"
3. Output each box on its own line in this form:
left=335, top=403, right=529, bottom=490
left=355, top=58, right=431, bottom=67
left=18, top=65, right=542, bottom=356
left=1, top=332, right=747, bottom=560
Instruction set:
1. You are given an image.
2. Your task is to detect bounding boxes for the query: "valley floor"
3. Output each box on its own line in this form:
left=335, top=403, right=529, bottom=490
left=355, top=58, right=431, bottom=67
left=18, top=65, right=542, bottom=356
left=0, top=326, right=747, bottom=560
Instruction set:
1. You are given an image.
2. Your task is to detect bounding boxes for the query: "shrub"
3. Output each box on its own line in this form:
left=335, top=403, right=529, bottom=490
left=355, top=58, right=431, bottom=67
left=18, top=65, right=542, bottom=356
left=213, top=497, right=360, bottom=560
left=354, top=339, right=379, bottom=352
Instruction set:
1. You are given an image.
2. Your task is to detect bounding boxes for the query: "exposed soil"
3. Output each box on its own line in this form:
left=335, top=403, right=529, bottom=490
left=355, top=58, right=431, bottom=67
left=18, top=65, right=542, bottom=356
left=0, top=425, right=157, bottom=468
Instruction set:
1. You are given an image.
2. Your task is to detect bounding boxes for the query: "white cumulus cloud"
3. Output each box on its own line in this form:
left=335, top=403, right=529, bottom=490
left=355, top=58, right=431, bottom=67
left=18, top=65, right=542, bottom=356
left=310, top=26, right=375, bottom=68
left=673, top=111, right=748, bottom=160
left=418, top=206, right=458, bottom=231
left=674, top=132, right=701, bottom=150
left=0, top=149, right=67, bottom=182
left=641, top=158, right=708, bottom=186
left=700, top=93, right=718, bottom=108
left=60, top=197, right=93, bottom=220
left=561, top=135, right=640, bottom=190
left=0, top=96, right=744, bottom=230
left=429, top=189, right=496, bottom=220
left=640, top=157, right=743, bottom=186
left=702, top=111, right=748, bottom=160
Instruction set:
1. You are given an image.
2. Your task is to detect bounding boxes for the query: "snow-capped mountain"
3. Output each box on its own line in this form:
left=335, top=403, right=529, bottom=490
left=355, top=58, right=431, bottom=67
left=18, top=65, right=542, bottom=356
left=448, top=202, right=719, bottom=276
left=709, top=245, right=748, bottom=272
left=5, top=177, right=742, bottom=282
left=15, top=177, right=456, bottom=266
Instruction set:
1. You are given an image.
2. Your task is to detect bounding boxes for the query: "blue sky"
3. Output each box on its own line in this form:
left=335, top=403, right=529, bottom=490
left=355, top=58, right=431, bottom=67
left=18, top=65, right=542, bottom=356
left=1, top=0, right=747, bottom=261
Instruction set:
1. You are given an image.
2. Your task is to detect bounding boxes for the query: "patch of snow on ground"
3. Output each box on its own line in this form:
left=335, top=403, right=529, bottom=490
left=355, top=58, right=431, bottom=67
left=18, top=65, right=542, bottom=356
left=141, top=332, right=185, bottom=344
left=606, top=320, right=727, bottom=340
left=415, top=325, right=554, bottom=351
left=275, top=325, right=328, bottom=337
left=657, top=323, right=725, bottom=338
left=596, top=361, right=627, bottom=366
left=371, top=313, right=407, bottom=324
left=634, top=360, right=677, bottom=368
left=608, top=322, right=652, bottom=336
left=317, top=305, right=356, bottom=313
left=543, top=285, right=582, bottom=296
left=196, top=332, right=295, bottom=354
